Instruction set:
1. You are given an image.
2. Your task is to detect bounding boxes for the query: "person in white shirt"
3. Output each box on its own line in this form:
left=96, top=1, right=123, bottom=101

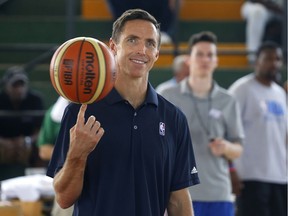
left=241, top=0, right=284, bottom=64
left=229, top=41, right=287, bottom=216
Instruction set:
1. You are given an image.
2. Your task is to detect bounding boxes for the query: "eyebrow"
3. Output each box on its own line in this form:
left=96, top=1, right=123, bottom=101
left=147, top=38, right=157, bottom=44
left=126, top=34, right=157, bottom=43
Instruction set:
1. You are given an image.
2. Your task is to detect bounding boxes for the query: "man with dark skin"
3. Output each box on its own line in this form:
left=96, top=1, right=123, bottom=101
left=229, top=41, right=287, bottom=216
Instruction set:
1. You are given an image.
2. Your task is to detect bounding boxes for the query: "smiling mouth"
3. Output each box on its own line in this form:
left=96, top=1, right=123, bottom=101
left=131, top=59, right=147, bottom=64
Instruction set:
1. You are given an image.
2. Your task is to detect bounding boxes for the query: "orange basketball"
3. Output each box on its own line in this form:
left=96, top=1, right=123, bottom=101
left=50, top=37, right=116, bottom=104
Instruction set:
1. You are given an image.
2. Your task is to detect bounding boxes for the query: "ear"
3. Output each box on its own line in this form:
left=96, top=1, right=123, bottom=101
left=155, top=50, right=159, bottom=61
left=109, top=38, right=117, bottom=56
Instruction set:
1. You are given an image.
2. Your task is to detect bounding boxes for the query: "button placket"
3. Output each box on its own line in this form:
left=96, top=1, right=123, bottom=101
left=133, top=112, right=138, bottom=130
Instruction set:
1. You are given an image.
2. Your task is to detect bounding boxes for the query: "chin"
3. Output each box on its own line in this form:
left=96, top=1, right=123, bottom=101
left=266, top=74, right=277, bottom=82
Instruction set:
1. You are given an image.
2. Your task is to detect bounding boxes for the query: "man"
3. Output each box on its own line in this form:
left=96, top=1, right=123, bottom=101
left=0, top=66, right=45, bottom=180
left=47, top=9, right=199, bottom=216
left=241, top=0, right=284, bottom=64
left=160, top=31, right=244, bottom=216
left=156, top=54, right=189, bottom=94
left=228, top=41, right=287, bottom=216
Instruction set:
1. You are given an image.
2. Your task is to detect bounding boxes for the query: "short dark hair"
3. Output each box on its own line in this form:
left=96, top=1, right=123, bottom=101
left=256, top=41, right=281, bottom=58
left=188, top=31, right=217, bottom=52
left=111, top=9, right=161, bottom=47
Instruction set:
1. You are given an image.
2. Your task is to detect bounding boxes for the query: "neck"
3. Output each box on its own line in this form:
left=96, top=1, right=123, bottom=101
left=188, top=76, right=213, bottom=98
left=255, top=75, right=273, bottom=87
left=114, top=76, right=147, bottom=109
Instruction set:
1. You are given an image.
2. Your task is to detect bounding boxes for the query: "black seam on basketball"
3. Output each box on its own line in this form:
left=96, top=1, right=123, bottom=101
left=77, top=38, right=85, bottom=103
left=95, top=44, right=104, bottom=100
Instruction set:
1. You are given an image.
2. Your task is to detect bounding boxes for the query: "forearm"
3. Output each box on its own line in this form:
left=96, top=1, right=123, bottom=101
left=53, top=104, right=104, bottom=208
left=53, top=152, right=87, bottom=209
left=167, top=189, right=194, bottom=216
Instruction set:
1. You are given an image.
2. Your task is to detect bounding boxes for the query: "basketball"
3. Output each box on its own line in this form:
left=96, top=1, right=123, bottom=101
left=50, top=37, right=116, bottom=104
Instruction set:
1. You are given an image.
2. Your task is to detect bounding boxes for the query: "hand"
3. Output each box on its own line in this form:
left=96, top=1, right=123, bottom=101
left=69, top=104, right=105, bottom=158
left=0, top=136, right=31, bottom=164
left=209, top=138, right=227, bottom=157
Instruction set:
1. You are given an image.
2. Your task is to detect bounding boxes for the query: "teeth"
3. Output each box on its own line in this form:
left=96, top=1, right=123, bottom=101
left=132, top=59, right=145, bottom=64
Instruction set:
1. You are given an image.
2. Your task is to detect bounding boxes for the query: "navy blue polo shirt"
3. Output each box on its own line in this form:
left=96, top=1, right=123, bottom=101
left=47, top=83, right=199, bottom=216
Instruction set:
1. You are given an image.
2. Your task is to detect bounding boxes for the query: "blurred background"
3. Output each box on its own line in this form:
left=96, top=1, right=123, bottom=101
left=0, top=0, right=287, bottom=108
left=0, top=1, right=286, bottom=215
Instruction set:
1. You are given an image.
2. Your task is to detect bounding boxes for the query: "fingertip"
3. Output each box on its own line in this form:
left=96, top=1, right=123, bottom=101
left=99, top=128, right=105, bottom=135
left=77, top=104, right=87, bottom=121
left=81, top=104, right=87, bottom=110
left=80, top=104, right=88, bottom=114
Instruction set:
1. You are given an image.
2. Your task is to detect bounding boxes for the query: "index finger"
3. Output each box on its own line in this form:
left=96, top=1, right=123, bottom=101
left=77, top=104, right=87, bottom=125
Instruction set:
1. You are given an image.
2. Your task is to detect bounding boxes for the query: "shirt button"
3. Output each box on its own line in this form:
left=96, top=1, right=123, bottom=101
left=134, top=125, right=138, bottom=130
left=134, top=112, right=137, bottom=116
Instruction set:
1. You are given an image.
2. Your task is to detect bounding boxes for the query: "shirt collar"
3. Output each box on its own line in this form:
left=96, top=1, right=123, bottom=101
left=179, top=78, right=220, bottom=98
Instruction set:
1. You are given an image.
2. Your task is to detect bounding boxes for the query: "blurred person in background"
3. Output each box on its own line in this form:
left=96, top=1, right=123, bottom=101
left=37, top=96, right=69, bottom=162
left=0, top=66, right=45, bottom=180
left=229, top=41, right=287, bottom=216
left=106, top=0, right=183, bottom=44
left=241, top=0, right=284, bottom=64
left=156, top=54, right=189, bottom=94
left=37, top=96, right=73, bottom=216
left=283, top=80, right=288, bottom=105
left=283, top=80, right=288, bottom=93
left=160, top=31, right=244, bottom=216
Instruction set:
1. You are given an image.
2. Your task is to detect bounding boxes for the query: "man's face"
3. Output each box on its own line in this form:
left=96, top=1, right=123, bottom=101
left=6, top=80, right=28, bottom=102
left=256, top=48, right=283, bottom=82
left=110, top=19, right=159, bottom=79
left=188, top=42, right=218, bottom=78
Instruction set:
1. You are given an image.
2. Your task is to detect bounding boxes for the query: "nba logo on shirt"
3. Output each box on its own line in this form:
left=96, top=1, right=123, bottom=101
left=159, top=122, right=165, bottom=136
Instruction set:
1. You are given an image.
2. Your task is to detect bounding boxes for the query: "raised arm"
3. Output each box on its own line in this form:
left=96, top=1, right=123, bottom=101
left=53, top=104, right=104, bottom=208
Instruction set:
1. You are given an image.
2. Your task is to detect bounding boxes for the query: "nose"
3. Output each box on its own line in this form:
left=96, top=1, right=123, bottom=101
left=136, top=41, right=146, bottom=54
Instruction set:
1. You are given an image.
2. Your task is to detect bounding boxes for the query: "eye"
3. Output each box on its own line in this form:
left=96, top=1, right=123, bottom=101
left=127, top=37, right=136, bottom=44
left=146, top=40, right=157, bottom=49
left=207, top=53, right=214, bottom=58
left=196, top=52, right=204, bottom=58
